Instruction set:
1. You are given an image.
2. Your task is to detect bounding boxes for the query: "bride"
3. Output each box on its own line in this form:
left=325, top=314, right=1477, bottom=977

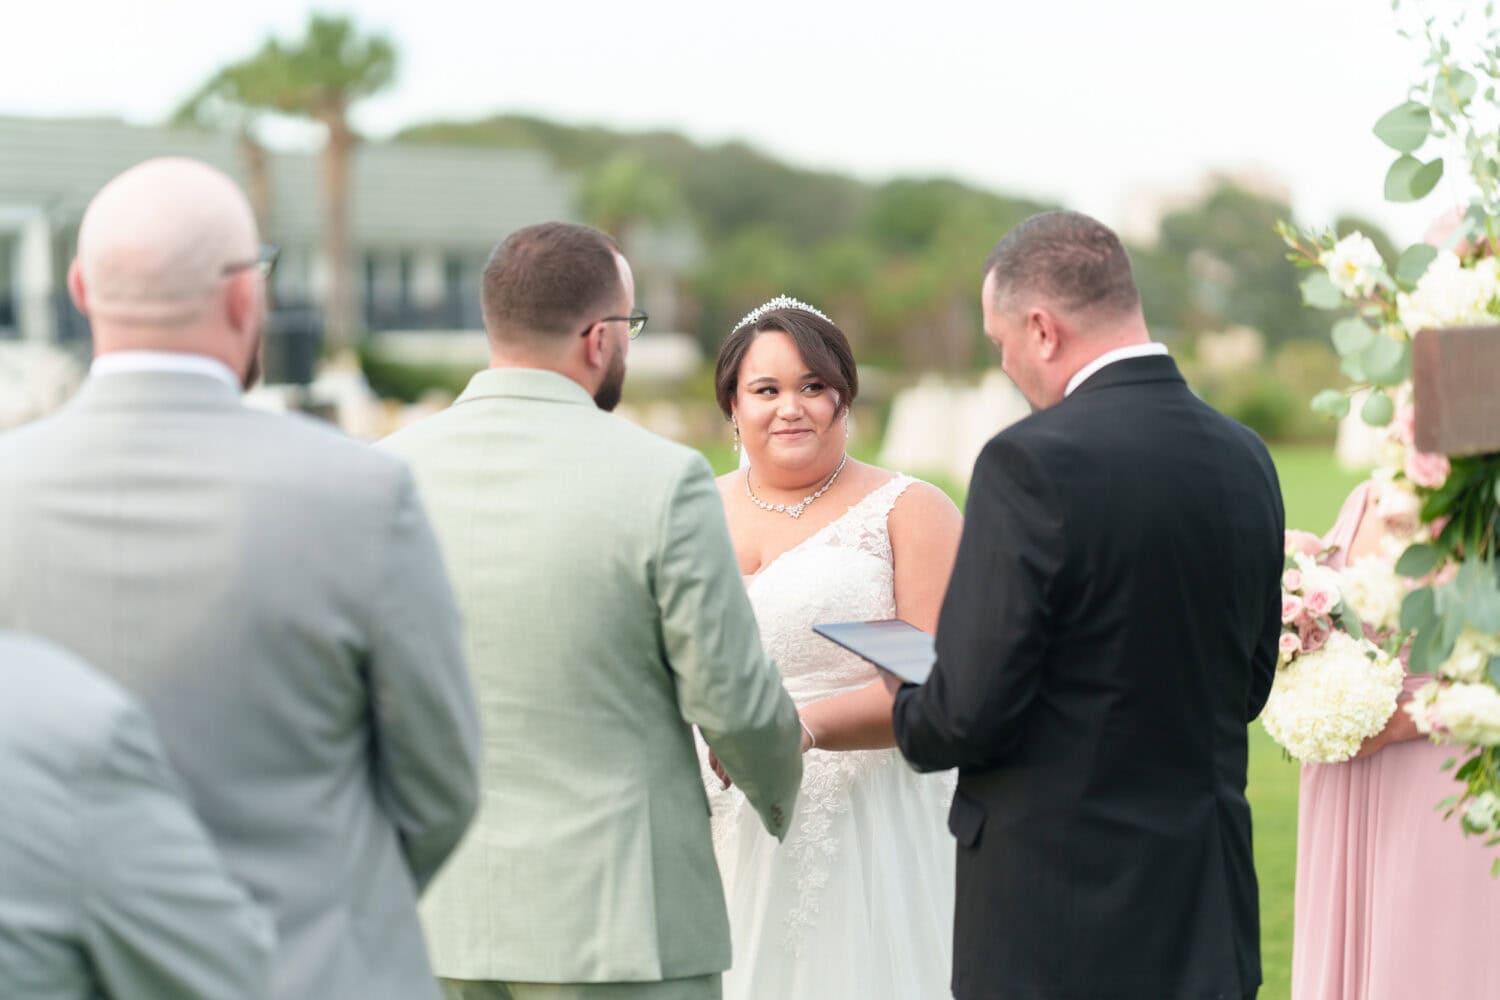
left=703, top=296, right=964, bottom=998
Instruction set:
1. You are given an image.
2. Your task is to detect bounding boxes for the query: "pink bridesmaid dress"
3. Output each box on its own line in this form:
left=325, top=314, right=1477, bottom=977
left=1291, top=483, right=1500, bottom=999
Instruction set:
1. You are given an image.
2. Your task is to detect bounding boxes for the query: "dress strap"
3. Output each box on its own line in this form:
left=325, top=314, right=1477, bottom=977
left=857, top=474, right=917, bottom=524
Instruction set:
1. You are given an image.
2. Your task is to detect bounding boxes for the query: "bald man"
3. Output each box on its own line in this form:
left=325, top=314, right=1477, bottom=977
left=0, top=158, right=482, bottom=1000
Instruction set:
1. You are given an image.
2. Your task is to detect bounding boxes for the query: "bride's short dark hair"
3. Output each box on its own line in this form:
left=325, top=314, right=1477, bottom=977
left=714, top=307, right=858, bottom=419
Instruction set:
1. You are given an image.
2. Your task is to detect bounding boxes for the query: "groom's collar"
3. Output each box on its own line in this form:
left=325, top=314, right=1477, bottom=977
left=1064, top=342, right=1169, bottom=397
left=1065, top=352, right=1184, bottom=398
left=455, top=367, right=597, bottom=408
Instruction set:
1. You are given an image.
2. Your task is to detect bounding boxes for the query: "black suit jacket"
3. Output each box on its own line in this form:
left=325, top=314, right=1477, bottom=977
left=894, top=355, right=1284, bottom=1000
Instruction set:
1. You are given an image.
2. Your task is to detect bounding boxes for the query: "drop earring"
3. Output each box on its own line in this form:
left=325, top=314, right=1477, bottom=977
left=732, top=418, right=741, bottom=454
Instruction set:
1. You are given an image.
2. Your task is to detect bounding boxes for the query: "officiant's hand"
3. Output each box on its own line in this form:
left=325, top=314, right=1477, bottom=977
left=708, top=750, right=731, bottom=789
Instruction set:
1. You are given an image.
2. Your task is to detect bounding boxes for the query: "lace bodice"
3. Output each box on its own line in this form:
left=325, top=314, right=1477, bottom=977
left=745, top=475, right=914, bottom=706
left=708, top=475, right=955, bottom=953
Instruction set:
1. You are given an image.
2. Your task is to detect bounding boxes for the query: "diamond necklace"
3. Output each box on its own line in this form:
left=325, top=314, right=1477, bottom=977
left=745, top=453, right=848, bottom=520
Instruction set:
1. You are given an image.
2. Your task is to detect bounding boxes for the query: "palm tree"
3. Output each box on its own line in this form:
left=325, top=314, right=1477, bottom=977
left=177, top=14, right=396, bottom=349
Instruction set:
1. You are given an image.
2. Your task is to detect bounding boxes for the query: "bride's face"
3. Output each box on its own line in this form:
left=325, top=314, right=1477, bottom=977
left=734, top=331, right=844, bottom=474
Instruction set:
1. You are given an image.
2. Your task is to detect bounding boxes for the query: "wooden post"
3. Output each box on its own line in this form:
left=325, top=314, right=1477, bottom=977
left=1412, top=325, right=1500, bottom=456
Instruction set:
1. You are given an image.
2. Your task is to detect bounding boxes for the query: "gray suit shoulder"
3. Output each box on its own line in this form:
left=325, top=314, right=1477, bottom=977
left=0, top=632, right=133, bottom=762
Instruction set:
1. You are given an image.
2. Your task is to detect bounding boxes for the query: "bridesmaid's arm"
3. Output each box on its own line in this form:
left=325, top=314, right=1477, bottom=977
left=799, top=483, right=963, bottom=752
left=1353, top=700, right=1425, bottom=759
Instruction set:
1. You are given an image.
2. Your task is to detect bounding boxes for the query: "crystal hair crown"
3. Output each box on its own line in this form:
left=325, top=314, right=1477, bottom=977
left=734, top=294, right=832, bottom=331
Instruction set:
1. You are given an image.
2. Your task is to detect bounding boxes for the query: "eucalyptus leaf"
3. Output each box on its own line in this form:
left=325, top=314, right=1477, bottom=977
left=1395, top=243, right=1439, bottom=287
left=1361, top=389, right=1395, bottom=427
left=1396, top=543, right=1441, bottom=577
left=1300, top=270, right=1345, bottom=309
left=1408, top=618, right=1451, bottom=673
left=1465, top=576, right=1500, bottom=634
left=1363, top=337, right=1410, bottom=387
left=1451, top=68, right=1479, bottom=102
left=1332, top=317, right=1377, bottom=355
left=1401, top=585, right=1436, bottom=633
left=1311, top=389, right=1351, bottom=419
left=1384, top=155, right=1445, bottom=202
left=1373, top=100, right=1432, bottom=152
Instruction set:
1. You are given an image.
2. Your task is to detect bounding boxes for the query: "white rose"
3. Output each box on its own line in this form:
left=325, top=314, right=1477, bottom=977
left=1321, top=232, right=1387, bottom=298
left=1396, top=251, right=1500, bottom=332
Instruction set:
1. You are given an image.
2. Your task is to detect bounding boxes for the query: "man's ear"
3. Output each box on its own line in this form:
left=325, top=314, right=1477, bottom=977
left=67, top=260, right=89, bottom=316
left=1030, top=307, right=1062, bottom=362
left=224, top=272, right=258, bottom=339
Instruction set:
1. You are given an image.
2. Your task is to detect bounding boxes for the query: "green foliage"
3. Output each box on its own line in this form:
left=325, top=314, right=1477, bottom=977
left=356, top=343, right=473, bottom=402
left=1310, top=389, right=1351, bottom=419
left=1373, top=100, right=1433, bottom=152
left=1383, top=154, right=1445, bottom=202
left=1300, top=271, right=1344, bottom=309
left=578, top=153, right=685, bottom=237
left=1394, top=243, right=1440, bottom=287
left=177, top=15, right=395, bottom=127
left=1360, top=389, right=1395, bottom=426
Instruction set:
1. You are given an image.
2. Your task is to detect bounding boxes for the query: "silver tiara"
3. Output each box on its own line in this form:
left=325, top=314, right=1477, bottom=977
left=734, top=294, right=832, bottom=331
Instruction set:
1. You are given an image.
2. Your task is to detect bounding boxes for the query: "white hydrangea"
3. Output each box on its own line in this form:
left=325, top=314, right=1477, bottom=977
left=1438, top=629, right=1500, bottom=684
left=1339, top=547, right=1408, bottom=633
left=1321, top=232, right=1387, bottom=298
left=1463, top=790, right=1500, bottom=835
left=1262, top=630, right=1404, bottom=762
left=1407, top=680, right=1500, bottom=746
left=1395, top=252, right=1500, bottom=333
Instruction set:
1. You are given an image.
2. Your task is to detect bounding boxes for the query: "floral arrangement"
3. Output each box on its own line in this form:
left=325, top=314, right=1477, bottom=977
left=1276, top=0, right=1500, bottom=866
left=1262, top=544, right=1404, bottom=763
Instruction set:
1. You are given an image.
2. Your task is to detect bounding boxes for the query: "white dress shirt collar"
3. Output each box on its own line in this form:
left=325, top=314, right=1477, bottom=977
left=90, top=351, right=241, bottom=392
left=1064, top=342, right=1169, bottom=398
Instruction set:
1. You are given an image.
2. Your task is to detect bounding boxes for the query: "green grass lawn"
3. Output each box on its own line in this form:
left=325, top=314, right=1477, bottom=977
left=697, top=438, right=1363, bottom=999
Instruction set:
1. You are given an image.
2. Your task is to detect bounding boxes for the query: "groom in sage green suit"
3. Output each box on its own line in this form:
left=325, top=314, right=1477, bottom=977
left=380, top=222, right=803, bottom=1000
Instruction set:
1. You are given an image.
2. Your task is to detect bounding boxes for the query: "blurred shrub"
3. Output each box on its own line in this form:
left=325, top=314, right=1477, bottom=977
left=357, top=343, right=473, bottom=403
left=1182, top=333, right=1341, bottom=444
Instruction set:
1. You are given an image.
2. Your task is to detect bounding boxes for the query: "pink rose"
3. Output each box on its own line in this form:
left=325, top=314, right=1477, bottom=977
left=1282, top=568, right=1304, bottom=592
left=1374, top=481, right=1421, bottom=538
left=1281, top=595, right=1305, bottom=624
left=1429, top=516, right=1451, bottom=541
left=1406, top=449, right=1451, bottom=489
left=1304, top=588, right=1337, bottom=618
left=1279, top=632, right=1302, bottom=658
left=1285, top=530, right=1325, bottom=557
left=1300, top=618, right=1332, bottom=653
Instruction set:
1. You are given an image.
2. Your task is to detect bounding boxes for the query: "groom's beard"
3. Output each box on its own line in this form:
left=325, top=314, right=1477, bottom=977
left=593, top=347, right=626, bottom=411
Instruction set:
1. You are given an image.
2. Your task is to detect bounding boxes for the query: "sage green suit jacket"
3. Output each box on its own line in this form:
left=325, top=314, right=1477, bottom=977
left=380, top=368, right=802, bottom=985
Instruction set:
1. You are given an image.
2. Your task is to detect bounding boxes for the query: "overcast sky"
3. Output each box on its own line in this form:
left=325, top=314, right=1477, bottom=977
left=4, top=0, right=1482, bottom=244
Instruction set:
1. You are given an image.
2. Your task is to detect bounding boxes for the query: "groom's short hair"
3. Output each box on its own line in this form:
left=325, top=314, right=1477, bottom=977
left=482, top=222, right=623, bottom=343
left=984, top=211, right=1140, bottom=319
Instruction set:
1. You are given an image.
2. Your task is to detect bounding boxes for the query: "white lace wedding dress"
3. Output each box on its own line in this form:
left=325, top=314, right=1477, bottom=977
left=705, top=475, right=956, bottom=999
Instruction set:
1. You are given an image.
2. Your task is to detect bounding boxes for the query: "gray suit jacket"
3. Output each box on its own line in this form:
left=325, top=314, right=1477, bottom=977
left=0, top=630, right=274, bottom=1000
left=380, top=368, right=802, bottom=984
left=0, top=371, right=482, bottom=1000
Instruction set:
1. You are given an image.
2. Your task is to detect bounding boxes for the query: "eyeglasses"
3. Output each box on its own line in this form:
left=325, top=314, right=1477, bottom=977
left=221, top=244, right=280, bottom=280
left=579, top=309, right=649, bottom=340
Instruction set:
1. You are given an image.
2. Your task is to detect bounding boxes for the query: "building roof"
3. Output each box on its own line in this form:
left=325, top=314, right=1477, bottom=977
left=0, top=115, right=576, bottom=250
